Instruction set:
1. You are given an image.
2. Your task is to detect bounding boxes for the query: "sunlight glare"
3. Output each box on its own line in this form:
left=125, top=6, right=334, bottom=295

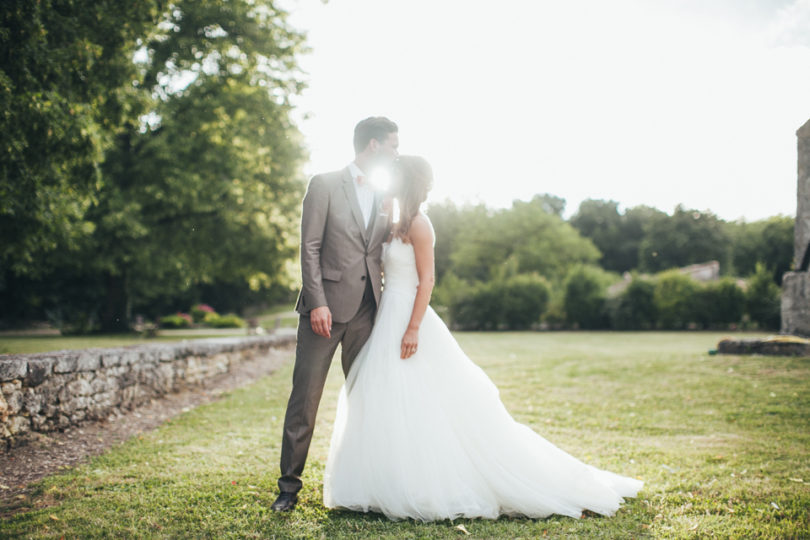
left=368, top=167, right=392, bottom=193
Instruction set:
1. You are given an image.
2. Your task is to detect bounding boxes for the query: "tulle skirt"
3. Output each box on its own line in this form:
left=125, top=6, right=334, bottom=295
left=323, top=284, right=643, bottom=521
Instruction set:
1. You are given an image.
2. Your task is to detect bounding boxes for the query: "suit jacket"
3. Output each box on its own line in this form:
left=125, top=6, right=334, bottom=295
left=295, top=167, right=389, bottom=323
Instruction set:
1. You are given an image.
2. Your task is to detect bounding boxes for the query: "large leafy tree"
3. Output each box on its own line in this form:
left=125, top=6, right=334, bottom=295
left=727, top=216, right=794, bottom=284
left=0, top=1, right=162, bottom=275
left=442, top=195, right=600, bottom=283
left=639, top=205, right=731, bottom=273
left=87, top=0, right=307, bottom=330
left=1, top=1, right=308, bottom=331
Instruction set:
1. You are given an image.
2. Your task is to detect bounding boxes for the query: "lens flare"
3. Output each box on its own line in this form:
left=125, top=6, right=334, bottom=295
left=368, top=167, right=392, bottom=192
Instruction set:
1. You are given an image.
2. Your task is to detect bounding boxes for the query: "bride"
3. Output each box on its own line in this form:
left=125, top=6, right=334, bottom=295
left=323, top=156, right=643, bottom=521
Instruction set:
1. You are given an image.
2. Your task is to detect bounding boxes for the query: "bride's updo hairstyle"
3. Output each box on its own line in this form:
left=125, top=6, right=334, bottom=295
left=391, top=155, right=433, bottom=240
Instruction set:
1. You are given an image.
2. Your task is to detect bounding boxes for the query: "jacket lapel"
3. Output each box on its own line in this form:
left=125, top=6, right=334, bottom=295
left=342, top=170, right=368, bottom=244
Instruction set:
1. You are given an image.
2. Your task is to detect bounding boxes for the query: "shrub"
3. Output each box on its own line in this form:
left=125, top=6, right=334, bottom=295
left=653, top=270, right=700, bottom=329
left=159, top=313, right=192, bottom=329
left=746, top=262, right=781, bottom=330
left=500, top=274, right=550, bottom=329
left=449, top=273, right=550, bottom=330
left=608, top=277, right=657, bottom=330
left=563, top=265, right=613, bottom=329
left=204, top=312, right=245, bottom=328
left=694, top=278, right=745, bottom=328
left=191, top=303, right=216, bottom=323
left=451, top=282, right=503, bottom=330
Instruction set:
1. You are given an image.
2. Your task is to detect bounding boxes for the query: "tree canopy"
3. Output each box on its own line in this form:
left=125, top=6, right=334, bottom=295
left=1, top=0, right=308, bottom=331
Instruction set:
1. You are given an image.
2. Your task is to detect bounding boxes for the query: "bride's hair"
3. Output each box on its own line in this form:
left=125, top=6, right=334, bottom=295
left=391, top=155, right=433, bottom=240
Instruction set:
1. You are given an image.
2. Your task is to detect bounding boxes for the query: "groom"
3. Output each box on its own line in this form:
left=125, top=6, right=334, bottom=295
left=271, top=117, right=399, bottom=512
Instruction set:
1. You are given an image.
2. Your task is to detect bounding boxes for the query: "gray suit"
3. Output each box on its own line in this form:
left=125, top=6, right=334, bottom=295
left=279, top=167, right=388, bottom=494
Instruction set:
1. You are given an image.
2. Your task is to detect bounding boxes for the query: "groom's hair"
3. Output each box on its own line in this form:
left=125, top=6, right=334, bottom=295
left=353, top=116, right=398, bottom=153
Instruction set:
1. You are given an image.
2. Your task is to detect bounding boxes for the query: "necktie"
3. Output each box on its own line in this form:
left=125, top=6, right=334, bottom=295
left=357, top=175, right=366, bottom=186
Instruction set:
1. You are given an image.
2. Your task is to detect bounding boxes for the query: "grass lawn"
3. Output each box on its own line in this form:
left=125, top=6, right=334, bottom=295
left=2, top=331, right=808, bottom=538
left=0, top=334, right=249, bottom=356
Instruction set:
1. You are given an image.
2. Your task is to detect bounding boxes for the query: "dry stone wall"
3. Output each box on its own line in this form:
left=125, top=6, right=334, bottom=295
left=0, top=331, right=295, bottom=448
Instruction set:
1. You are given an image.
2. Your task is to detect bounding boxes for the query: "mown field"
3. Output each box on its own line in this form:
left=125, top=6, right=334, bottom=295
left=1, top=331, right=808, bottom=538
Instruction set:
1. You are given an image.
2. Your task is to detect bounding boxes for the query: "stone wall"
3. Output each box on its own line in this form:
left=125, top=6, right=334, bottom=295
left=0, top=331, right=296, bottom=448
left=782, top=118, right=810, bottom=337
left=794, top=118, right=810, bottom=269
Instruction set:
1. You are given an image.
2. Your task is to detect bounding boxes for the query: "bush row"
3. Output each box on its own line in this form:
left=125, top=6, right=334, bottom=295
left=436, top=263, right=781, bottom=331
left=158, top=304, right=245, bottom=329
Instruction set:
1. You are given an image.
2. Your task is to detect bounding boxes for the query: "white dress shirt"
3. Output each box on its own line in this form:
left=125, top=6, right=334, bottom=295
left=348, top=162, right=374, bottom=228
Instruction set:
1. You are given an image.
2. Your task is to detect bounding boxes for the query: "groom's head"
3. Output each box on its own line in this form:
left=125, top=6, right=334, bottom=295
left=353, top=116, right=399, bottom=165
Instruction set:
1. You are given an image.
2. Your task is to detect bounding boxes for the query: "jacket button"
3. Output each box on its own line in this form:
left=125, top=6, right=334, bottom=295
left=361, top=275, right=366, bottom=281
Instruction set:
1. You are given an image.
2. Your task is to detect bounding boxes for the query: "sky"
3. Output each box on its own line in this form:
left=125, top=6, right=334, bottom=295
left=284, top=0, right=810, bottom=221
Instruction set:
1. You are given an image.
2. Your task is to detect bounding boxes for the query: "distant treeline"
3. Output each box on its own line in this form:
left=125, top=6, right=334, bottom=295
left=429, top=195, right=791, bottom=331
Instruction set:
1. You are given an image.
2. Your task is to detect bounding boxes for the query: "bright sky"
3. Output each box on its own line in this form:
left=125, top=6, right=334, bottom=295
left=285, top=0, right=810, bottom=221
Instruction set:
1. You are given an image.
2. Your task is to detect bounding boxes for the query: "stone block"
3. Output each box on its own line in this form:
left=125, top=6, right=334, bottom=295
left=31, top=414, right=48, bottom=430
left=26, top=358, right=54, bottom=386
left=0, top=392, right=8, bottom=421
left=121, top=350, right=140, bottom=365
left=0, top=358, right=26, bottom=381
left=101, top=349, right=125, bottom=367
left=66, top=378, right=93, bottom=397
left=158, top=346, right=175, bottom=362
left=77, top=351, right=101, bottom=371
left=91, top=374, right=117, bottom=394
left=781, top=272, right=810, bottom=337
left=54, top=354, right=79, bottom=374
left=1, top=379, right=22, bottom=393
left=8, top=415, right=30, bottom=435
left=4, top=390, right=22, bottom=415
left=23, top=387, right=44, bottom=415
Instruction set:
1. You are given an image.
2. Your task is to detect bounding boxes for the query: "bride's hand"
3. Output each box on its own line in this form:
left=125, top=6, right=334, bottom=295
left=401, top=327, right=419, bottom=359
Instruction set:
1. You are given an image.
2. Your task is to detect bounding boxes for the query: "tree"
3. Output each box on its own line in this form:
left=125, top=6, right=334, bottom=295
left=746, top=262, right=781, bottom=330
left=87, top=0, right=307, bottom=331
left=563, top=265, right=615, bottom=329
left=0, top=0, right=308, bottom=332
left=653, top=270, right=700, bottom=329
left=639, top=205, right=731, bottom=273
left=608, top=277, right=657, bottom=330
left=0, top=1, right=162, bottom=276
left=728, top=216, right=794, bottom=284
left=449, top=195, right=600, bottom=283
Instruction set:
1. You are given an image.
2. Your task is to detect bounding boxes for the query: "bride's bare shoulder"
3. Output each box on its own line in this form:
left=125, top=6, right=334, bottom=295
left=408, top=213, right=435, bottom=246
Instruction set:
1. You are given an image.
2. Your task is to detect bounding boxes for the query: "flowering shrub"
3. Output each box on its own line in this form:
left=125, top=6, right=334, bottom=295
left=191, top=304, right=216, bottom=323
left=203, top=312, right=245, bottom=328
left=159, top=313, right=192, bottom=328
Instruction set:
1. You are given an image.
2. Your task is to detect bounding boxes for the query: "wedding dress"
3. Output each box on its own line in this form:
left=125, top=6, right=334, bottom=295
left=323, top=234, right=643, bottom=522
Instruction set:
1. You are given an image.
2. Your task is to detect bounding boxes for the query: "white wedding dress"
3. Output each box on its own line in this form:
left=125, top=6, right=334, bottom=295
left=323, top=235, right=643, bottom=522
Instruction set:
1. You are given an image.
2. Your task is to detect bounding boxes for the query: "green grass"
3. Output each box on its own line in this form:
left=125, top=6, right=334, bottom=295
left=0, top=334, right=247, bottom=355
left=2, top=332, right=808, bottom=538
left=254, top=303, right=298, bottom=330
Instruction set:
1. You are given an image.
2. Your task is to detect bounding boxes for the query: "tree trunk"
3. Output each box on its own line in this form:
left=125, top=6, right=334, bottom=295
left=101, top=271, right=129, bottom=332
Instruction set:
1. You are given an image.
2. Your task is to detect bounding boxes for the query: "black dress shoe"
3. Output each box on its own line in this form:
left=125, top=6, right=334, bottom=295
left=271, top=491, right=298, bottom=512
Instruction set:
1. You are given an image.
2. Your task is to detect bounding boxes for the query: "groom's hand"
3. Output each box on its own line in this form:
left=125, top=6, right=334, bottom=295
left=310, top=306, right=332, bottom=338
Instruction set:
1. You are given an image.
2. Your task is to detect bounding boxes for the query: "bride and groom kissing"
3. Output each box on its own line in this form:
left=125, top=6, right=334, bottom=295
left=270, top=116, right=643, bottom=521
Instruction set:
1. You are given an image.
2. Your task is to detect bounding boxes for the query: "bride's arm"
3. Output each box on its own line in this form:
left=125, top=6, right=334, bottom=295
left=401, top=214, right=435, bottom=359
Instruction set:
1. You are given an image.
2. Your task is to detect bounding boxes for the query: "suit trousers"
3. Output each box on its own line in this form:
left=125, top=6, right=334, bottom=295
left=278, top=281, right=376, bottom=494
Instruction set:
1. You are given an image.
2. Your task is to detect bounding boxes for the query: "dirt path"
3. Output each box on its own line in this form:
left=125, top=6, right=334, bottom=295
left=0, top=344, right=294, bottom=516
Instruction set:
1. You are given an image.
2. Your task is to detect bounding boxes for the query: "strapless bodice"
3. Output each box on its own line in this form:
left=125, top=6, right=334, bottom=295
left=382, top=238, right=419, bottom=291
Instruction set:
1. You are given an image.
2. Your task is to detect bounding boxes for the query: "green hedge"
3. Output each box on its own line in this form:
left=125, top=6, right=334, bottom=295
left=450, top=274, right=550, bottom=330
